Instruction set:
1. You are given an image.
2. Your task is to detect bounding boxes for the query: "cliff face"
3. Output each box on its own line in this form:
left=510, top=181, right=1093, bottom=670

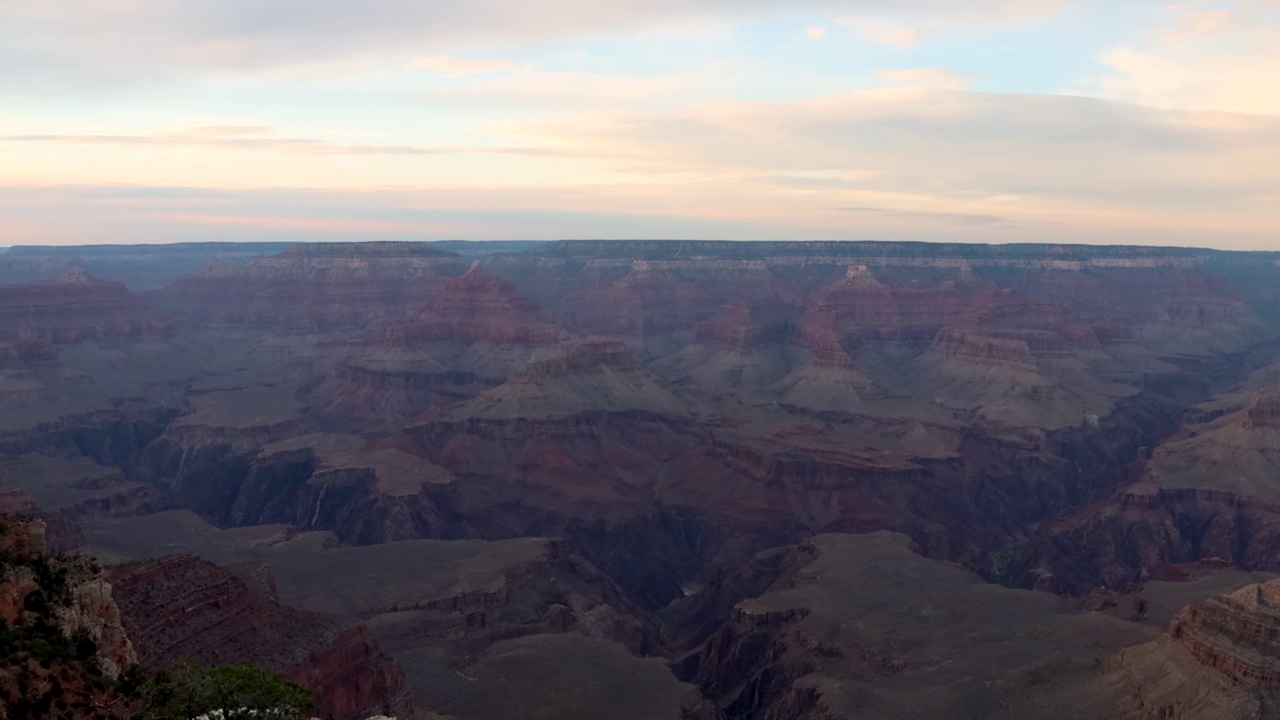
left=1087, top=578, right=1280, bottom=720
left=108, top=554, right=414, bottom=720
left=0, top=515, right=141, bottom=718
left=0, top=517, right=137, bottom=678
left=1170, top=580, right=1280, bottom=687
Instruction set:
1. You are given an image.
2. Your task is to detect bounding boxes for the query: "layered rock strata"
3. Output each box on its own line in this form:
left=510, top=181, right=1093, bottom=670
left=109, top=554, right=414, bottom=720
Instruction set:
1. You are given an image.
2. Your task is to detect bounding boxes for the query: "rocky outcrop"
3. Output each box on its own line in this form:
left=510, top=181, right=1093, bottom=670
left=0, top=512, right=136, bottom=676
left=1170, top=579, right=1280, bottom=687
left=55, top=577, right=138, bottom=678
left=1244, top=390, right=1280, bottom=428
left=1090, top=578, right=1280, bottom=720
left=0, top=516, right=143, bottom=718
left=314, top=268, right=567, bottom=418
left=108, top=554, right=414, bottom=720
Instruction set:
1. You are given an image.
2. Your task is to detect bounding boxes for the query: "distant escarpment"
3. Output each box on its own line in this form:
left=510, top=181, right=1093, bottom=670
left=0, top=268, right=171, bottom=345
left=152, top=241, right=467, bottom=329
left=109, top=553, right=414, bottom=720
left=0, top=242, right=294, bottom=290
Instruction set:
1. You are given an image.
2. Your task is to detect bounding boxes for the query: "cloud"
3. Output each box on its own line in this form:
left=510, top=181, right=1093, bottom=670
left=409, top=56, right=535, bottom=77
left=806, top=26, right=828, bottom=38
left=1089, top=2, right=1280, bottom=115
left=416, top=70, right=703, bottom=111
left=5, top=83, right=1274, bottom=245
left=0, top=185, right=809, bottom=244
left=849, top=20, right=921, bottom=48
left=497, top=87, right=1280, bottom=244
left=838, top=206, right=1018, bottom=226
left=879, top=67, right=973, bottom=89
left=0, top=126, right=579, bottom=158
left=0, top=0, right=1068, bottom=86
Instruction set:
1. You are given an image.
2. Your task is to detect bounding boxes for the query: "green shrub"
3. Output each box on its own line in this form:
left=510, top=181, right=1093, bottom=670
left=134, top=660, right=312, bottom=720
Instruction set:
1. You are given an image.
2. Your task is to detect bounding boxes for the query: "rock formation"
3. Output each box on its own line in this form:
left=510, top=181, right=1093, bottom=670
left=452, top=339, right=686, bottom=420
left=0, top=515, right=143, bottom=718
left=678, top=532, right=1156, bottom=720
left=4, top=239, right=1280, bottom=720
left=0, top=268, right=171, bottom=345
left=1170, top=579, right=1280, bottom=687
left=1080, top=578, right=1280, bottom=720
left=386, top=267, right=565, bottom=347
left=108, top=553, right=415, bottom=720
left=1017, top=371, right=1280, bottom=595
left=153, top=242, right=467, bottom=329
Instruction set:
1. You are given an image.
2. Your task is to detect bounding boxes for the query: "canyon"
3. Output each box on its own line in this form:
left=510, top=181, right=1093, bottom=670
left=3, top=239, right=1280, bottom=719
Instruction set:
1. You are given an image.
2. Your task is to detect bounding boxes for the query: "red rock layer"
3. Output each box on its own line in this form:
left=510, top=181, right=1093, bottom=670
left=0, top=268, right=171, bottom=344
left=930, top=330, right=1040, bottom=373
left=694, top=300, right=787, bottom=351
left=155, top=242, right=467, bottom=329
left=387, top=268, right=565, bottom=345
left=1244, top=390, right=1280, bottom=429
left=800, top=263, right=1000, bottom=346
left=1170, top=579, right=1280, bottom=687
left=524, top=338, right=634, bottom=377
left=558, top=259, right=797, bottom=336
left=108, top=554, right=413, bottom=720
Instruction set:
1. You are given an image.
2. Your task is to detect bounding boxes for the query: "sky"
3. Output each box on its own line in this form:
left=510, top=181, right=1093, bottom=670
left=1, top=0, right=1278, bottom=249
